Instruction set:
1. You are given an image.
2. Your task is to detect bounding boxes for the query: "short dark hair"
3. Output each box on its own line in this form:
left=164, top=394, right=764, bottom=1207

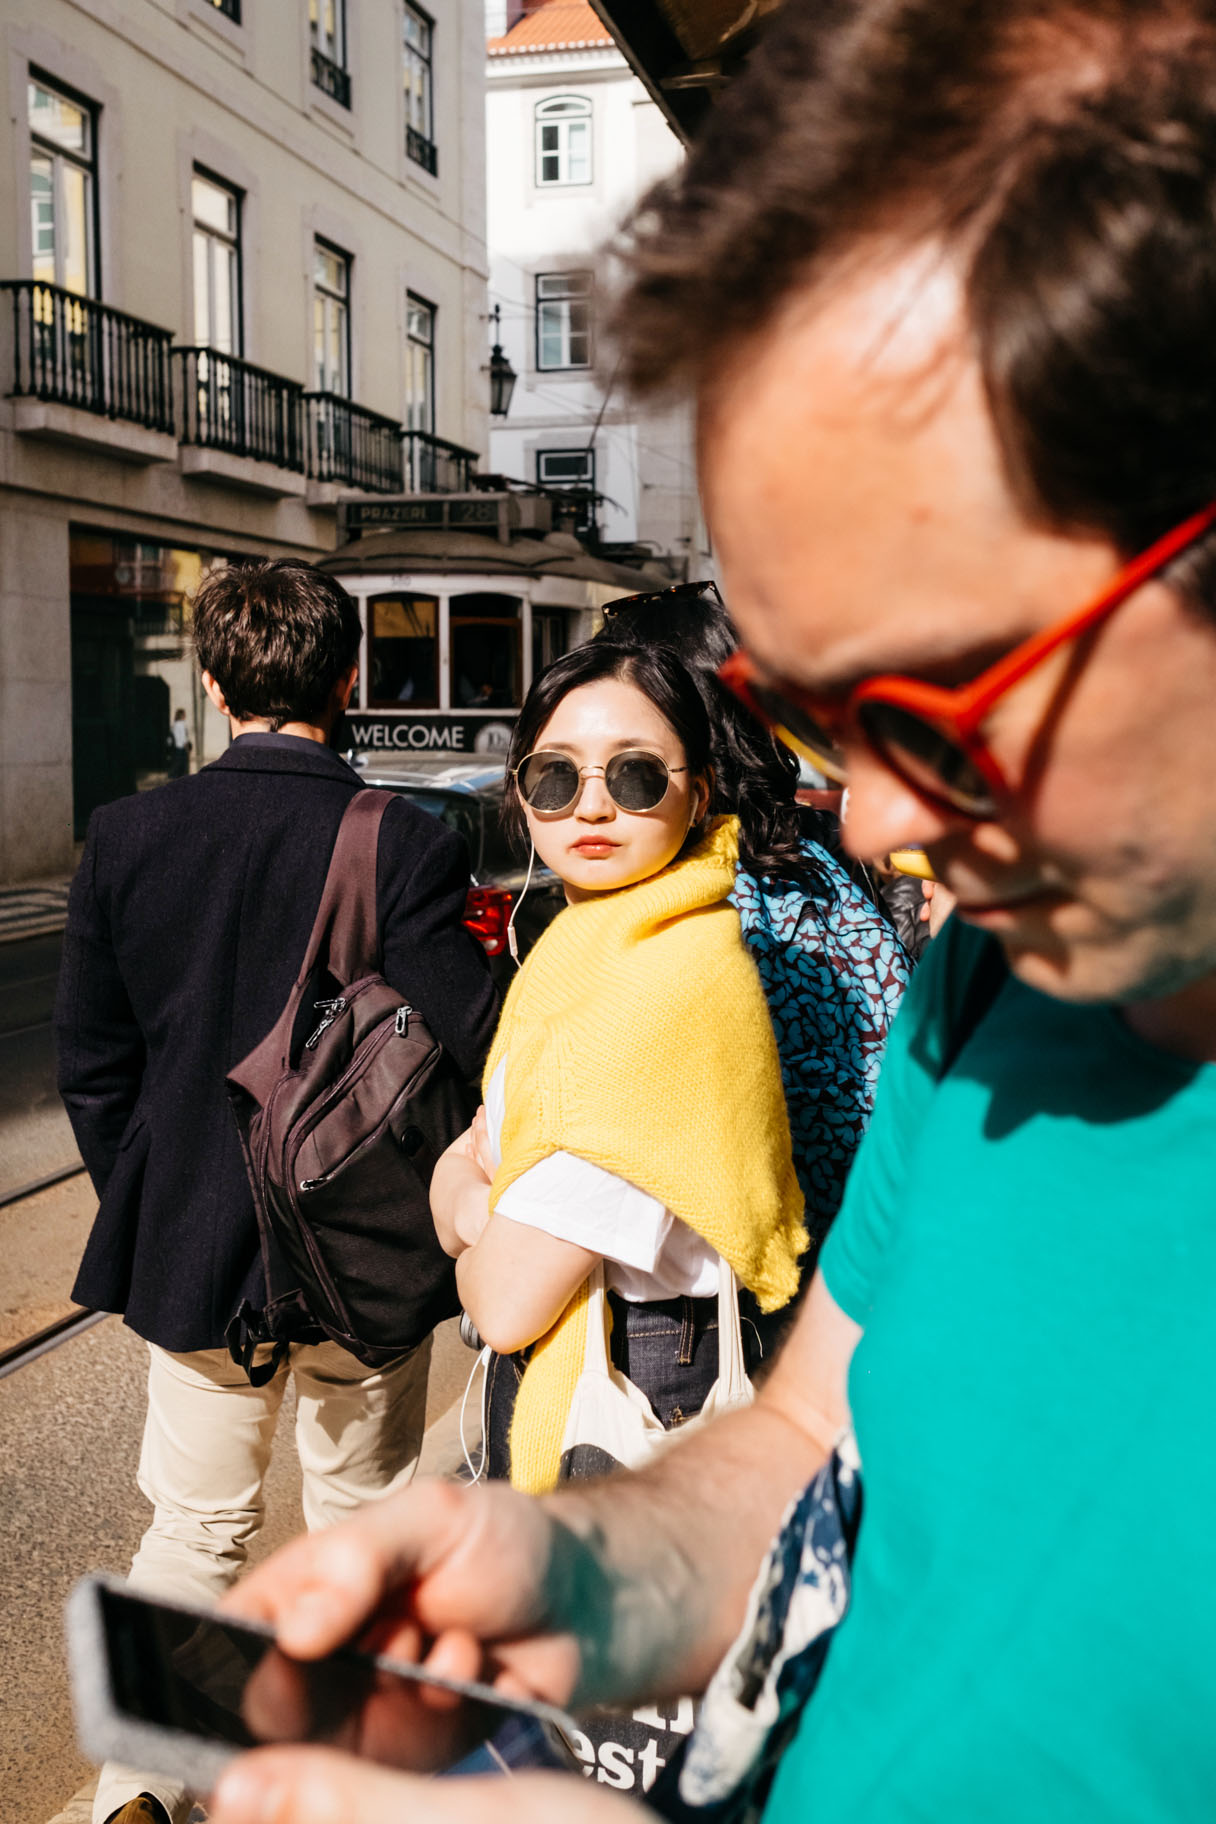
left=193, top=560, right=361, bottom=727
left=503, top=641, right=712, bottom=849
left=614, top=2, right=1216, bottom=592
left=597, top=586, right=830, bottom=893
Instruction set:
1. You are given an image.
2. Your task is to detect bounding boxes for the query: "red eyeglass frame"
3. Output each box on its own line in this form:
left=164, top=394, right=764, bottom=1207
left=718, top=501, right=1216, bottom=813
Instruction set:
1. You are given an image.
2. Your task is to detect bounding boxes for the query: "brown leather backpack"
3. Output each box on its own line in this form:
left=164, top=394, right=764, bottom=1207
left=224, top=790, right=469, bottom=1385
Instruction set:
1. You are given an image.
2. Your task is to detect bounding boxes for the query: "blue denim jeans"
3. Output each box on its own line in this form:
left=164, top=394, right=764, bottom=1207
left=483, top=1288, right=784, bottom=1482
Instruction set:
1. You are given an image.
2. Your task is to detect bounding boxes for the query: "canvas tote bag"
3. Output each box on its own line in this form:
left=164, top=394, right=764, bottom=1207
left=558, top=1254, right=755, bottom=1480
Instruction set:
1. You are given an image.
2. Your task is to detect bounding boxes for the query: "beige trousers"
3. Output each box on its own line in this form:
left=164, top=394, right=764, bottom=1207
left=93, top=1334, right=431, bottom=1824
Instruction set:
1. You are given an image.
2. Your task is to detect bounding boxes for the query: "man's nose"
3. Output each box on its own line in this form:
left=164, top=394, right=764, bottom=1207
left=839, top=744, right=962, bottom=861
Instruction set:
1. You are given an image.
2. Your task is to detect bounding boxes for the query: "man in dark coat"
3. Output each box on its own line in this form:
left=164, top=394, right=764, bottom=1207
left=55, top=559, right=497, bottom=1824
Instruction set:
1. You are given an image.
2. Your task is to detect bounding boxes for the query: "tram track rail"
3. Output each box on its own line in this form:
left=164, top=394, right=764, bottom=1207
left=0, top=1159, right=86, bottom=1211
left=0, top=1163, right=99, bottom=1378
left=0, top=1304, right=105, bottom=1380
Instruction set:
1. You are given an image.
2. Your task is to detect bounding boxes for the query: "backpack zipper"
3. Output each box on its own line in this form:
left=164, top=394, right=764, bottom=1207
left=293, top=1007, right=424, bottom=1192
left=304, top=996, right=347, bottom=1050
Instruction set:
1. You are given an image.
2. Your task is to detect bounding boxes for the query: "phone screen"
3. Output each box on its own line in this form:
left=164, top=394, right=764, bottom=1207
left=100, top=1583, right=381, bottom=1748
left=94, top=1582, right=574, bottom=1773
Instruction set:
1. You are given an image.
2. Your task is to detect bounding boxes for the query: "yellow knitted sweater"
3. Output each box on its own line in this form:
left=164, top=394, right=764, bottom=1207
left=484, top=816, right=806, bottom=1494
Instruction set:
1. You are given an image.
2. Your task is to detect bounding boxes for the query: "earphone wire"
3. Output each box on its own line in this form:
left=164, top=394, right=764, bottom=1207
left=506, top=840, right=537, bottom=965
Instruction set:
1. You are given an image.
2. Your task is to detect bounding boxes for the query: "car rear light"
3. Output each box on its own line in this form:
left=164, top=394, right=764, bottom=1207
left=464, top=885, right=514, bottom=957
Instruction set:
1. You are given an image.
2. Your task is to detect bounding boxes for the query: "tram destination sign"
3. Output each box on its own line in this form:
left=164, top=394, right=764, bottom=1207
left=343, top=712, right=516, bottom=756
left=341, top=496, right=507, bottom=536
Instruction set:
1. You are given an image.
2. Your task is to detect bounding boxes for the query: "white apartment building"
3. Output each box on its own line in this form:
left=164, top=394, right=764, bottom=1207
left=0, top=0, right=489, bottom=883
left=484, top=0, right=706, bottom=573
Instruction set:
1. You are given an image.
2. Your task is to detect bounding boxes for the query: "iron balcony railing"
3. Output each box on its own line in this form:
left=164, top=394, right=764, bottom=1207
left=174, top=347, right=306, bottom=472
left=1, top=279, right=174, bottom=433
left=406, top=125, right=438, bottom=176
left=405, top=428, right=476, bottom=494
left=311, top=46, right=351, bottom=108
left=306, top=393, right=404, bottom=492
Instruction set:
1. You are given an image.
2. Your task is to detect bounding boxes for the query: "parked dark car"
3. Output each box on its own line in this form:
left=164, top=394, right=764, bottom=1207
left=349, top=753, right=565, bottom=986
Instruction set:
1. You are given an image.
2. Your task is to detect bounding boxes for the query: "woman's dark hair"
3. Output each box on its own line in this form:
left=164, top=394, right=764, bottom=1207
left=503, top=641, right=712, bottom=849
left=598, top=586, right=831, bottom=893
left=611, top=0, right=1216, bottom=608
left=193, top=559, right=361, bottom=727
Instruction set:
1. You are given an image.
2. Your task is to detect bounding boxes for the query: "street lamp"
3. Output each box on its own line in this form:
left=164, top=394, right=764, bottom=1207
left=486, top=304, right=517, bottom=418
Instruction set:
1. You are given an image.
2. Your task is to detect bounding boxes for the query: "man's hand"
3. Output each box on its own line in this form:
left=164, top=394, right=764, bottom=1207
left=222, top=1477, right=590, bottom=1710
left=210, top=1747, right=650, bottom=1824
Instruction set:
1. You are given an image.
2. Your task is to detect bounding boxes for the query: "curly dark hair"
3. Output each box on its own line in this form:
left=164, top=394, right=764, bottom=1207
left=597, top=583, right=833, bottom=895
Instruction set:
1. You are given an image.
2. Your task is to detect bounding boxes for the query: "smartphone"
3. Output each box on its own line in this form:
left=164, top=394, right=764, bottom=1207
left=66, top=1574, right=581, bottom=1794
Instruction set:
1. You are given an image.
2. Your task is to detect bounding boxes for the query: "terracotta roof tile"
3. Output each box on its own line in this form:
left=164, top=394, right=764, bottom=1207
left=488, top=2, right=615, bottom=55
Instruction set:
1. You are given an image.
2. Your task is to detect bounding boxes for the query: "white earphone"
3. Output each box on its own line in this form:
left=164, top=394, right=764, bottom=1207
left=506, top=841, right=537, bottom=964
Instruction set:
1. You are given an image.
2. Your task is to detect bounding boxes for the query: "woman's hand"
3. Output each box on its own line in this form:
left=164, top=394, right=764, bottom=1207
left=430, top=1125, right=492, bottom=1257
left=469, top=1103, right=497, bottom=1179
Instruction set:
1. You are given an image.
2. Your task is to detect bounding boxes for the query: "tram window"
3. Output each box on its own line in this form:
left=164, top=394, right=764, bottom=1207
left=449, top=593, right=521, bottom=710
left=532, top=610, right=570, bottom=679
left=368, top=593, right=438, bottom=708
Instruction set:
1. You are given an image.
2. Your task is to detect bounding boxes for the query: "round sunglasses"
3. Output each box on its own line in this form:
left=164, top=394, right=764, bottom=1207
left=515, top=749, right=687, bottom=814
left=718, top=501, right=1216, bottom=818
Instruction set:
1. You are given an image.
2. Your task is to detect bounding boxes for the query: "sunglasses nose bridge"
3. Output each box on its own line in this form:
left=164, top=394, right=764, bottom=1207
left=573, top=765, right=614, bottom=817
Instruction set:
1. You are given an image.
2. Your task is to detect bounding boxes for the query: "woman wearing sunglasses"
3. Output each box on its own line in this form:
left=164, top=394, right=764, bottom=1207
left=598, top=581, right=912, bottom=1265
left=429, top=639, right=806, bottom=1500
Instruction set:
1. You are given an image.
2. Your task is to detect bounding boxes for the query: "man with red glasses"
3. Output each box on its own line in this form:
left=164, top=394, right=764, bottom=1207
left=207, top=6, right=1216, bottom=1824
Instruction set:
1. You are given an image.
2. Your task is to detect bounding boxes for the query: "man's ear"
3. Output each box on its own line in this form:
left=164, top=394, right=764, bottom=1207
left=336, top=662, right=359, bottom=712
left=201, top=670, right=230, bottom=717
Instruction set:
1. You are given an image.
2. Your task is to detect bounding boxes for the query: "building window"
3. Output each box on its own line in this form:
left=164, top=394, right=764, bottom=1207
left=192, top=170, right=242, bottom=354
left=403, top=6, right=436, bottom=175
left=28, top=75, right=98, bottom=297
left=405, top=293, right=435, bottom=433
left=310, top=0, right=350, bottom=106
left=314, top=241, right=351, bottom=395
left=206, top=0, right=241, bottom=19
left=535, top=272, right=592, bottom=371
left=535, top=95, right=591, bottom=186
left=538, top=447, right=596, bottom=534
left=450, top=593, right=521, bottom=710
left=368, top=594, right=439, bottom=708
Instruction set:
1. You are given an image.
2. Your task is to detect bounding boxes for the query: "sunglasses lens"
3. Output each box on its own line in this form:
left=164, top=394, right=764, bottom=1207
left=744, top=682, right=848, bottom=783
left=518, top=752, right=579, bottom=811
left=858, top=701, right=997, bottom=816
left=605, top=752, right=672, bottom=811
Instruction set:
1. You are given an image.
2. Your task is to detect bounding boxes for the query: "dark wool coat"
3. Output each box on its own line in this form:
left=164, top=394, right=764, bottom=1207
left=55, top=733, right=498, bottom=1351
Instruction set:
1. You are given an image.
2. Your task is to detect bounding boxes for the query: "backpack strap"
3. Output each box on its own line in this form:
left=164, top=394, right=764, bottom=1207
left=228, top=787, right=394, bottom=1102
left=298, top=787, right=393, bottom=988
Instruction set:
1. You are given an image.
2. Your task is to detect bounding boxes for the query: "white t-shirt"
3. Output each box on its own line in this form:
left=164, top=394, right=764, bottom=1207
left=484, top=1059, right=718, bottom=1302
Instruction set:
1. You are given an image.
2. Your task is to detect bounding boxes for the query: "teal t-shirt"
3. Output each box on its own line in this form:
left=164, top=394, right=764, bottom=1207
left=765, top=919, right=1216, bottom=1822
